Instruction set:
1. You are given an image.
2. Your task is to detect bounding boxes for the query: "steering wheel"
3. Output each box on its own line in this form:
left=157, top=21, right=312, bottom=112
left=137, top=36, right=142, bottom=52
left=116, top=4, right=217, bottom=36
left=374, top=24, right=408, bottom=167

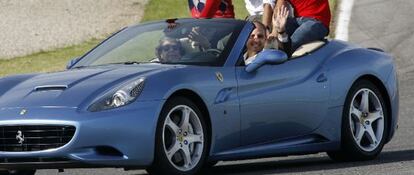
left=205, top=49, right=222, bottom=57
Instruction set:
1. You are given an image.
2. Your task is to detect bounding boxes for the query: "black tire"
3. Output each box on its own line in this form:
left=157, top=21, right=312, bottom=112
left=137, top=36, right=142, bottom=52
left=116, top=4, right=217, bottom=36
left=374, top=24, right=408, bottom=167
left=147, top=97, right=209, bottom=175
left=204, top=160, right=218, bottom=168
left=200, top=160, right=219, bottom=172
left=0, top=170, right=36, bottom=175
left=328, top=80, right=388, bottom=161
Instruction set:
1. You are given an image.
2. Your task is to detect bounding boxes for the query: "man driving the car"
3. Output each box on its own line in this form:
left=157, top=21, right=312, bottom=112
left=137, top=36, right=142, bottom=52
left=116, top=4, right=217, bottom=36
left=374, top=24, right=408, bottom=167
left=155, top=37, right=185, bottom=63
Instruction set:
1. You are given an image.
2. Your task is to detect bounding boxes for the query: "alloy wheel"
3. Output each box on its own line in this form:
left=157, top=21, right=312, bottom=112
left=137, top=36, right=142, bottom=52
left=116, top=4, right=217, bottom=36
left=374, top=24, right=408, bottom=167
left=162, top=105, right=204, bottom=172
left=349, top=88, right=385, bottom=152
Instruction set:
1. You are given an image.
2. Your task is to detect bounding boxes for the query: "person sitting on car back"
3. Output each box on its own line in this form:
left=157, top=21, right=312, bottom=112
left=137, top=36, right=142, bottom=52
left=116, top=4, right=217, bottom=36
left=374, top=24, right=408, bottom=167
left=274, top=0, right=331, bottom=51
left=244, top=0, right=276, bottom=30
left=155, top=37, right=185, bottom=63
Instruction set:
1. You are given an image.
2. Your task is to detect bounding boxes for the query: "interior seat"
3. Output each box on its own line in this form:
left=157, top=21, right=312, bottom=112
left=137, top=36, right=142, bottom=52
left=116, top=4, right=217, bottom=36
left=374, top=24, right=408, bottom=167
left=291, top=41, right=326, bottom=58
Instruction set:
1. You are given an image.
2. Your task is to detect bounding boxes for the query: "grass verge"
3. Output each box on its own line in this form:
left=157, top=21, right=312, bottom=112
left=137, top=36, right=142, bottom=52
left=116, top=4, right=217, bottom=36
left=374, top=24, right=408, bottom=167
left=0, top=40, right=100, bottom=77
left=141, top=0, right=248, bottom=22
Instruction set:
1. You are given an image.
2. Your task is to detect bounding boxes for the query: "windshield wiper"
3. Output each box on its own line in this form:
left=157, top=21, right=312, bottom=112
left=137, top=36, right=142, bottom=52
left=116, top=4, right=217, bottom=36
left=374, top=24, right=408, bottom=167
left=72, top=66, right=88, bottom=69
left=122, top=61, right=141, bottom=65
left=72, top=61, right=141, bottom=69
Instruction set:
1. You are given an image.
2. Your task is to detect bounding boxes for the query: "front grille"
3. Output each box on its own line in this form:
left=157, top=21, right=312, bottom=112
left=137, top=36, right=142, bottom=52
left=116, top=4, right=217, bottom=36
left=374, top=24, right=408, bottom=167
left=0, top=125, right=76, bottom=152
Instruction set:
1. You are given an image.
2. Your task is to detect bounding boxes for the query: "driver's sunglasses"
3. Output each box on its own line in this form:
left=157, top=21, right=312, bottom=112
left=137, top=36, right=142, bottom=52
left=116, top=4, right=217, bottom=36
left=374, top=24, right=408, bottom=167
left=161, top=44, right=180, bottom=51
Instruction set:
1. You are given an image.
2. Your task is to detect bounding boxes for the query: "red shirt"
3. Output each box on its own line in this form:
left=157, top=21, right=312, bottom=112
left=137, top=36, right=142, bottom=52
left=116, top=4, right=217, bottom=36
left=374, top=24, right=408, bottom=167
left=189, top=0, right=235, bottom=18
left=289, top=0, right=331, bottom=28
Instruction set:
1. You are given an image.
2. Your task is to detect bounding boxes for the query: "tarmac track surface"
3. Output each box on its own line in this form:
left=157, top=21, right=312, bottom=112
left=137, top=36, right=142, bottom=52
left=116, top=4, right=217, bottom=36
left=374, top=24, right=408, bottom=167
left=39, top=0, right=414, bottom=174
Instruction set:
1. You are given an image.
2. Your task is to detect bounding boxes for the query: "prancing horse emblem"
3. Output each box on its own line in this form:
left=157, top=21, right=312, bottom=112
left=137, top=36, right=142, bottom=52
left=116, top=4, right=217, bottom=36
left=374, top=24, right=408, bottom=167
left=16, top=131, right=25, bottom=144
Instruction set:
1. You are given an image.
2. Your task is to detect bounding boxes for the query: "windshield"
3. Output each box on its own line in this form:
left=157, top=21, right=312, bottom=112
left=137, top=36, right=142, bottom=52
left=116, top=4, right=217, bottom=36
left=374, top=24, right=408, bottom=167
left=73, top=19, right=245, bottom=67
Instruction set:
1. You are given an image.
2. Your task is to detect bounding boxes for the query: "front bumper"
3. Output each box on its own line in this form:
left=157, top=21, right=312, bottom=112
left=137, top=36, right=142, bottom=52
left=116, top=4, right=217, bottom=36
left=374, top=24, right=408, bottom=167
left=0, top=100, right=163, bottom=169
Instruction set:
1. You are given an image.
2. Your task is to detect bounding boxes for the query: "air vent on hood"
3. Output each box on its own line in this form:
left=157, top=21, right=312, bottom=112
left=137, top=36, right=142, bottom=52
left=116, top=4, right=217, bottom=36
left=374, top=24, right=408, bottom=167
left=34, top=85, right=68, bottom=91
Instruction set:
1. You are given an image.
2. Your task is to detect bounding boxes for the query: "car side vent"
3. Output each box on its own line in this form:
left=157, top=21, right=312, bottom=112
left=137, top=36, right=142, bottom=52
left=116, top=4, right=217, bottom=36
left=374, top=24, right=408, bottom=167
left=34, top=85, right=68, bottom=91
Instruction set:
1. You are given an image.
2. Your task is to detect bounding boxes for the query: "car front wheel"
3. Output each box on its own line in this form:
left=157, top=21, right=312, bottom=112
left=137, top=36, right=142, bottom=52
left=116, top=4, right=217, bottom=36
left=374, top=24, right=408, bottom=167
left=148, top=97, right=209, bottom=175
left=328, top=80, right=388, bottom=161
left=0, top=170, right=36, bottom=175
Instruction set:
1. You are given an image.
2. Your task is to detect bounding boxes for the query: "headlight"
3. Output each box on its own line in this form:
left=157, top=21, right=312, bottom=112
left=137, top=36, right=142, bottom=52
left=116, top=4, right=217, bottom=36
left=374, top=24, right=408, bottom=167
left=88, top=77, right=145, bottom=112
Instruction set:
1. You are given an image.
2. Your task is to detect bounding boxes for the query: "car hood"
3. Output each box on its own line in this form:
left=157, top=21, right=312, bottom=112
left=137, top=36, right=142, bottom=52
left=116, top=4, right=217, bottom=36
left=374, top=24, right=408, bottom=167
left=0, top=64, right=170, bottom=109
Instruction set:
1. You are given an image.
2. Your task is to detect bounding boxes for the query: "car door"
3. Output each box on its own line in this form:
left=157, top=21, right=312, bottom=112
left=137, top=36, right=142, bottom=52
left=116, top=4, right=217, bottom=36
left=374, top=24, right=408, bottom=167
left=236, top=55, right=330, bottom=146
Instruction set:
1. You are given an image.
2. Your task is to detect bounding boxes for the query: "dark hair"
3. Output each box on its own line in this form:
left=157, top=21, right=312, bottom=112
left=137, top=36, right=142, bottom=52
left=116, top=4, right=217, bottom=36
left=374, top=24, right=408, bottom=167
left=155, top=37, right=185, bottom=58
left=251, top=20, right=267, bottom=38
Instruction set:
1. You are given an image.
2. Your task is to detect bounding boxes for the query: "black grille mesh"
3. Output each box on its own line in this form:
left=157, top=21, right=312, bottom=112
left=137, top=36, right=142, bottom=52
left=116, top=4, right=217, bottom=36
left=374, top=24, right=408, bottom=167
left=130, top=81, right=145, bottom=97
left=0, top=157, right=70, bottom=163
left=0, top=125, right=75, bottom=152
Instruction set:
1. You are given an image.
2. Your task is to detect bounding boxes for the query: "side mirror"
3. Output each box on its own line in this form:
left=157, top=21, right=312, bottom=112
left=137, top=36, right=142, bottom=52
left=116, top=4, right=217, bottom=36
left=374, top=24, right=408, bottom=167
left=66, top=57, right=80, bottom=69
left=245, top=50, right=288, bottom=73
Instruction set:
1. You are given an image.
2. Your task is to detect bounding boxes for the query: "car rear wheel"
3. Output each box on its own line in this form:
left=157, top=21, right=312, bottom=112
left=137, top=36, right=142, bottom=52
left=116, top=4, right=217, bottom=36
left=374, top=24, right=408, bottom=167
left=0, top=170, right=36, bottom=175
left=147, top=97, right=209, bottom=175
left=328, top=80, right=388, bottom=161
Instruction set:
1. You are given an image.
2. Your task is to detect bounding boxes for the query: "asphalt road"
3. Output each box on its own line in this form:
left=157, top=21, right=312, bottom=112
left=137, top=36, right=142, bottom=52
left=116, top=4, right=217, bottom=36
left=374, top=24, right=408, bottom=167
left=38, top=0, right=414, bottom=174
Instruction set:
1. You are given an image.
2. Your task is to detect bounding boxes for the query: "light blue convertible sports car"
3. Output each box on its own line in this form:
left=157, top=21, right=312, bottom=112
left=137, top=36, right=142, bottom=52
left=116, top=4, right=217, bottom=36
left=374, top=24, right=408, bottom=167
left=0, top=19, right=398, bottom=175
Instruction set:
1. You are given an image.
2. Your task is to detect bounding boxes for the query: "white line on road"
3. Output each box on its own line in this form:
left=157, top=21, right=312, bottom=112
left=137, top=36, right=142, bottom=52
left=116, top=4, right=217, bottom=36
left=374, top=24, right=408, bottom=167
left=335, top=0, right=355, bottom=41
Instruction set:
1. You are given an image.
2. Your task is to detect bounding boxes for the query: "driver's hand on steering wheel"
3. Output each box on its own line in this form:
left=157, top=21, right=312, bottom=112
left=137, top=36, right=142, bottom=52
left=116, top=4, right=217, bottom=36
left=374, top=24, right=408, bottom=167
left=188, top=27, right=211, bottom=51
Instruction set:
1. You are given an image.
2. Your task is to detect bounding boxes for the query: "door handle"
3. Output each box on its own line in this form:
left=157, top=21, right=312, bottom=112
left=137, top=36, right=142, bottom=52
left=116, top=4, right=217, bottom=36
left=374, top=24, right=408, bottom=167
left=316, top=73, right=328, bottom=83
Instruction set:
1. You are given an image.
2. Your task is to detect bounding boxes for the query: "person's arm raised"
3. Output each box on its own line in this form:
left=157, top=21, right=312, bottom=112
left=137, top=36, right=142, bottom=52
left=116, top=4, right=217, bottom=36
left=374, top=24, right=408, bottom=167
left=199, top=0, right=221, bottom=18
